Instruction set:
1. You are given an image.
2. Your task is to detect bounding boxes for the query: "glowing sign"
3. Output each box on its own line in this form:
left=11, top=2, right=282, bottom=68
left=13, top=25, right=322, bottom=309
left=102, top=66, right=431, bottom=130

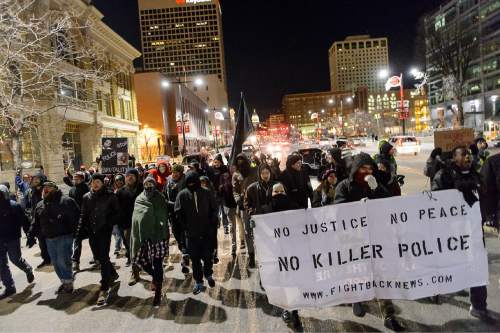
left=176, top=0, right=211, bottom=4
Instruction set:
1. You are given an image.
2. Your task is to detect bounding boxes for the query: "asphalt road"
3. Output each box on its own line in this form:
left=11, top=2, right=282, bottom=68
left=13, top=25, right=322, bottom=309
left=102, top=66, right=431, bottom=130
left=1, top=147, right=500, bottom=332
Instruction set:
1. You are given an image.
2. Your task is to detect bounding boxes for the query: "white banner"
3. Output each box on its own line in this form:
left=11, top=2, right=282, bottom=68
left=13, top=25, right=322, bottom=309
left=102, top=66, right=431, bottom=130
left=253, top=190, right=489, bottom=310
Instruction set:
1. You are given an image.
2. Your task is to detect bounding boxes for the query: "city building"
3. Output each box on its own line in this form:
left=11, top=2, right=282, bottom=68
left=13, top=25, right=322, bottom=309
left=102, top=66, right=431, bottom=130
left=282, top=91, right=357, bottom=138
left=368, top=89, right=430, bottom=135
left=137, top=0, right=229, bottom=114
left=425, top=0, right=499, bottom=134
left=0, top=0, right=141, bottom=183
left=328, top=35, right=389, bottom=93
left=134, top=72, right=211, bottom=158
left=267, top=113, right=286, bottom=129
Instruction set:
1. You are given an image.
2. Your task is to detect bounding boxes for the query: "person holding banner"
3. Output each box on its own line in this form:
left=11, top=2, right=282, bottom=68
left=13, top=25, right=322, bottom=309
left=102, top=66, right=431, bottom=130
left=431, top=146, right=491, bottom=322
left=312, top=168, right=337, bottom=208
left=334, top=152, right=405, bottom=331
left=244, top=164, right=276, bottom=216
left=77, top=173, right=121, bottom=306
left=280, top=154, right=313, bottom=209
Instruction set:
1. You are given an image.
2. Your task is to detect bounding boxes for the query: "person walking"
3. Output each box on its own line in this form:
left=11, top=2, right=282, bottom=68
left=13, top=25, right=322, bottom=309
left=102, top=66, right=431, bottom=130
left=26, top=172, right=51, bottom=268
left=312, top=169, right=337, bottom=208
left=115, top=168, right=144, bottom=285
left=481, top=153, right=500, bottom=230
left=267, top=183, right=302, bottom=329
left=245, top=164, right=276, bottom=216
left=0, top=185, right=34, bottom=300
left=29, top=182, right=79, bottom=294
left=130, top=176, right=169, bottom=307
left=175, top=171, right=219, bottom=295
left=76, top=173, right=120, bottom=306
left=221, top=165, right=242, bottom=257
left=232, top=153, right=259, bottom=268
left=432, top=146, right=492, bottom=322
left=280, top=154, right=313, bottom=209
left=65, top=171, right=90, bottom=272
left=334, top=153, right=404, bottom=331
left=209, top=154, right=230, bottom=235
left=14, top=169, right=31, bottom=210
left=165, top=164, right=189, bottom=275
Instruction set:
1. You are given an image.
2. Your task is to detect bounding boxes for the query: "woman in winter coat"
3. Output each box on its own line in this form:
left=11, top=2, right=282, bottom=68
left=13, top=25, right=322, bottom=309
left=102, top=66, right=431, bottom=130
left=148, top=160, right=171, bottom=191
left=130, top=176, right=169, bottom=307
left=244, top=164, right=276, bottom=216
left=312, top=168, right=337, bottom=208
left=279, top=154, right=313, bottom=209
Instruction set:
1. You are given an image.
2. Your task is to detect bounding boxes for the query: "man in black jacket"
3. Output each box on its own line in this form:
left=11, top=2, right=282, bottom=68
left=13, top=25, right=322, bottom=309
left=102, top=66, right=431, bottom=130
left=67, top=171, right=90, bottom=272
left=27, top=172, right=51, bottom=268
left=165, top=164, right=188, bottom=275
left=481, top=153, right=500, bottom=229
left=175, top=171, right=218, bottom=295
left=116, top=168, right=143, bottom=285
left=209, top=154, right=230, bottom=234
left=77, top=173, right=121, bottom=306
left=432, top=146, right=492, bottom=322
left=29, top=182, right=79, bottom=294
left=334, top=153, right=404, bottom=332
left=0, top=185, right=34, bottom=299
left=280, top=154, right=313, bottom=209
left=245, top=164, right=276, bottom=216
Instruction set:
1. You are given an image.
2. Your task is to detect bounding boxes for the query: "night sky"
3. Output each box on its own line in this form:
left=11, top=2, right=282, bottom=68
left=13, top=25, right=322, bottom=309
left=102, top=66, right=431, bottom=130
left=93, top=0, right=443, bottom=118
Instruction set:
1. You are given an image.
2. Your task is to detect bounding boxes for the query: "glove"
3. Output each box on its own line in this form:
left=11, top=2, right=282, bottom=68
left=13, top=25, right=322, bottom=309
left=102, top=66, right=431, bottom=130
left=360, top=197, right=369, bottom=203
left=249, top=219, right=255, bottom=229
left=430, top=148, right=442, bottom=159
left=364, top=175, right=378, bottom=190
left=26, top=236, right=37, bottom=248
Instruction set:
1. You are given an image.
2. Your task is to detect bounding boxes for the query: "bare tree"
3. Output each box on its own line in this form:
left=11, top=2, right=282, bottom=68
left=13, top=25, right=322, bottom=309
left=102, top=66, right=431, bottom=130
left=0, top=0, right=118, bottom=169
left=424, top=13, right=477, bottom=126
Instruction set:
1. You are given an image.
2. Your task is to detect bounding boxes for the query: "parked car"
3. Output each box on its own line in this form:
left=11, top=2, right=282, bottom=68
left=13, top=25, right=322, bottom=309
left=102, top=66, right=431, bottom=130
left=298, top=148, right=323, bottom=176
left=389, top=135, right=421, bottom=155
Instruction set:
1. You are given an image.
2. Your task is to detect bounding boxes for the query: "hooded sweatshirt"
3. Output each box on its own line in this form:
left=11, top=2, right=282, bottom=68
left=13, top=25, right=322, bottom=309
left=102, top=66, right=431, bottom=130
left=279, top=154, right=313, bottom=209
left=174, top=171, right=218, bottom=238
left=244, top=164, right=276, bottom=215
left=334, top=152, right=390, bottom=204
left=0, top=185, right=30, bottom=241
left=148, top=160, right=171, bottom=191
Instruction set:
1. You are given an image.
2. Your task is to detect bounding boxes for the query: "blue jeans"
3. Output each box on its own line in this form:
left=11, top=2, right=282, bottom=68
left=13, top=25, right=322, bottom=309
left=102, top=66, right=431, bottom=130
left=0, top=239, right=33, bottom=289
left=112, top=225, right=122, bottom=253
left=46, top=234, right=74, bottom=283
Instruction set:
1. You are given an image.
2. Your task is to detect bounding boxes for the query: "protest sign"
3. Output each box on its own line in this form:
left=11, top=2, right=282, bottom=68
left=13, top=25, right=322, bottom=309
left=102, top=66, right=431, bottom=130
left=434, top=128, right=474, bottom=152
left=253, top=190, right=488, bottom=310
left=101, top=138, right=129, bottom=174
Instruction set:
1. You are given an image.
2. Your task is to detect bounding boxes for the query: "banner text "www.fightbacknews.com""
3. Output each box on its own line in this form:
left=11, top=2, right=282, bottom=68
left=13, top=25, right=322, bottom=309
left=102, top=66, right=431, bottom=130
left=302, top=275, right=453, bottom=300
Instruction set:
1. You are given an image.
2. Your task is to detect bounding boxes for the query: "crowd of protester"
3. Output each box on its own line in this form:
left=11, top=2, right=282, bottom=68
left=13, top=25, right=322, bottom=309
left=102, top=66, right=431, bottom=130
left=0, top=137, right=498, bottom=331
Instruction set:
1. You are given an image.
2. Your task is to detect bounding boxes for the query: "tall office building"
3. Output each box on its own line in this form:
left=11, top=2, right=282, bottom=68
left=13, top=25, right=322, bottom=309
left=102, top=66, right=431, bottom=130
left=425, top=0, right=499, bottom=132
left=328, top=35, right=389, bottom=93
left=137, top=0, right=228, bottom=111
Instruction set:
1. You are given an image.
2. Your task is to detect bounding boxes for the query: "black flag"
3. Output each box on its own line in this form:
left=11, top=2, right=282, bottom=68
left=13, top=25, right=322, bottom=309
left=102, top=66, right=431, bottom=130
left=230, top=92, right=254, bottom=165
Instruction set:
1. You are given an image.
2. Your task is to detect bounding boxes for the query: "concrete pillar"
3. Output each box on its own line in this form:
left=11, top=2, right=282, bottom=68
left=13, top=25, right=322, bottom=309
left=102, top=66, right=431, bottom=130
left=80, top=123, right=103, bottom=168
left=38, top=111, right=66, bottom=182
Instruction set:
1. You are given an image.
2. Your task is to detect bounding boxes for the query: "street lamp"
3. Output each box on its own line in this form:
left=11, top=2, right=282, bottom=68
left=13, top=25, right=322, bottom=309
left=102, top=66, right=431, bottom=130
left=491, top=95, right=498, bottom=117
left=378, top=69, right=390, bottom=79
left=205, top=107, right=230, bottom=151
left=161, top=76, right=204, bottom=155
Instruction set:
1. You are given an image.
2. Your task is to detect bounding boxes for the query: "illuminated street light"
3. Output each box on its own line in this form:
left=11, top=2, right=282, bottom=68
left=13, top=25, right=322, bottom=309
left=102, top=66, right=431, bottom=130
left=194, top=77, right=204, bottom=86
left=410, top=68, right=420, bottom=77
left=328, top=98, right=334, bottom=105
left=346, top=97, right=353, bottom=103
left=205, top=108, right=209, bottom=113
left=321, top=109, right=325, bottom=113
left=378, top=69, right=389, bottom=79
left=222, top=107, right=228, bottom=112
left=161, top=80, right=170, bottom=88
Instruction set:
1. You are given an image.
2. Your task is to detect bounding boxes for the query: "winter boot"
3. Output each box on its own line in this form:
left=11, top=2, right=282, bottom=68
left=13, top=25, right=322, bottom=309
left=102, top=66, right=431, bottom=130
left=128, top=269, right=140, bottom=286
left=153, top=282, right=162, bottom=307
left=248, top=253, right=256, bottom=268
